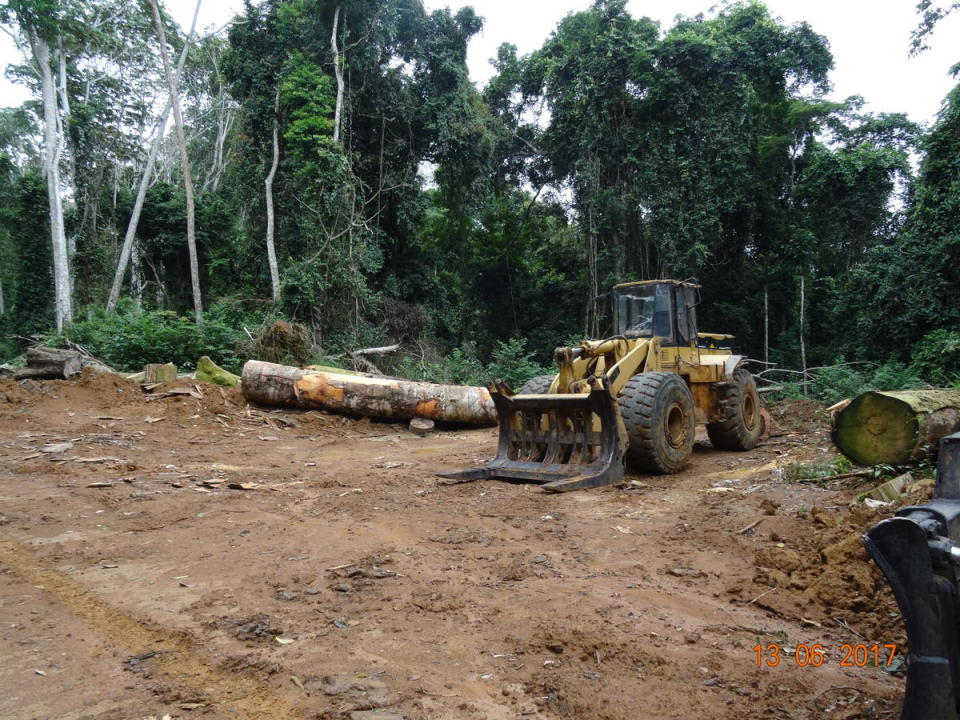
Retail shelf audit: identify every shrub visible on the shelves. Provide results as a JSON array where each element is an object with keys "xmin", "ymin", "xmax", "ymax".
[
  {"xmin": 485, "ymin": 337, "xmax": 551, "ymax": 389},
  {"xmin": 395, "ymin": 338, "xmax": 550, "ymax": 388},
  {"xmin": 911, "ymin": 329, "xmax": 960, "ymax": 386},
  {"xmin": 767, "ymin": 361, "xmax": 924, "ymax": 404},
  {"xmin": 46, "ymin": 308, "xmax": 242, "ymax": 372}
]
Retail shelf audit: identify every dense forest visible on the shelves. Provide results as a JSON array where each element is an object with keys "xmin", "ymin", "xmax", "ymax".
[{"xmin": 1, "ymin": 0, "xmax": 959, "ymax": 395}]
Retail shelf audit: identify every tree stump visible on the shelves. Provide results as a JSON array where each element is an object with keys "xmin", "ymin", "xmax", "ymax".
[
  {"xmin": 144, "ymin": 363, "xmax": 178, "ymax": 384},
  {"xmin": 409, "ymin": 417, "xmax": 435, "ymax": 436}
]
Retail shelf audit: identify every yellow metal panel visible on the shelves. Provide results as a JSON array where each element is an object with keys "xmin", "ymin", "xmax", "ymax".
[
  {"xmin": 689, "ymin": 381, "xmax": 722, "ymax": 423},
  {"xmin": 614, "ymin": 279, "xmax": 701, "ymax": 289}
]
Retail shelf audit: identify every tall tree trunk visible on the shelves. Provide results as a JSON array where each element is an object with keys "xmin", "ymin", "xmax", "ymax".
[
  {"xmin": 0, "ymin": 274, "xmax": 5, "ymax": 315},
  {"xmin": 148, "ymin": 0, "xmax": 203, "ymax": 323},
  {"xmin": 330, "ymin": 4, "xmax": 344, "ymax": 143},
  {"xmin": 799, "ymin": 275, "xmax": 807, "ymax": 397},
  {"xmin": 106, "ymin": 0, "xmax": 200, "ymax": 314},
  {"xmin": 764, "ymin": 283, "xmax": 769, "ymax": 366},
  {"xmin": 55, "ymin": 39, "xmax": 76, "ymax": 303},
  {"xmin": 264, "ymin": 86, "xmax": 281, "ymax": 302},
  {"xmin": 130, "ymin": 239, "xmax": 144, "ymax": 310},
  {"xmin": 29, "ymin": 29, "xmax": 72, "ymax": 331}
]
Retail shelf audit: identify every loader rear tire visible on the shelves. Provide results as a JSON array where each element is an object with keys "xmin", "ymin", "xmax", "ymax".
[
  {"xmin": 706, "ymin": 367, "xmax": 761, "ymax": 451},
  {"xmin": 517, "ymin": 375, "xmax": 555, "ymax": 394},
  {"xmin": 619, "ymin": 372, "xmax": 695, "ymax": 474}
]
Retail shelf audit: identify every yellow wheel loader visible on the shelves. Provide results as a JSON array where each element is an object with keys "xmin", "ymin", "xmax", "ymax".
[{"xmin": 438, "ymin": 280, "xmax": 761, "ymax": 492}]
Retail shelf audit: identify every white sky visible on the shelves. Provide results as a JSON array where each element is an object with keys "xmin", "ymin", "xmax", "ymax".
[{"xmin": 1, "ymin": 0, "xmax": 958, "ymax": 124}]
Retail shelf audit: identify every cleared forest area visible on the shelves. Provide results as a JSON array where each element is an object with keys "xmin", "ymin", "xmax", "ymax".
[{"xmin": 0, "ymin": 375, "xmax": 907, "ymax": 719}]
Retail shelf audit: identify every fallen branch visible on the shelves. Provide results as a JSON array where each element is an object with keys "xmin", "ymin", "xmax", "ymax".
[
  {"xmin": 329, "ymin": 344, "xmax": 400, "ymax": 359},
  {"xmin": 803, "ymin": 469, "xmax": 874, "ymax": 483},
  {"xmin": 350, "ymin": 354, "xmax": 383, "ymax": 375},
  {"xmin": 737, "ymin": 519, "xmax": 763, "ymax": 534}
]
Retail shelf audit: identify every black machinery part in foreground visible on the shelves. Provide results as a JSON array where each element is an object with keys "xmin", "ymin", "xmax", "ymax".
[
  {"xmin": 437, "ymin": 379, "xmax": 625, "ymax": 493},
  {"xmin": 863, "ymin": 432, "xmax": 960, "ymax": 720}
]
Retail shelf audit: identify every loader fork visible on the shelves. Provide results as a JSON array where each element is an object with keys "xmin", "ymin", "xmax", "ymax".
[{"xmin": 438, "ymin": 379, "xmax": 626, "ymax": 493}]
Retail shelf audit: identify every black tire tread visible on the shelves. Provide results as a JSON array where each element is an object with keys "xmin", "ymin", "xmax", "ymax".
[
  {"xmin": 706, "ymin": 367, "xmax": 761, "ymax": 451},
  {"xmin": 517, "ymin": 374, "xmax": 555, "ymax": 395},
  {"xmin": 618, "ymin": 371, "xmax": 695, "ymax": 474}
]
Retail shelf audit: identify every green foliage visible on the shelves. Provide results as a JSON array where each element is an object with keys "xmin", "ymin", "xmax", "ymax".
[
  {"xmin": 47, "ymin": 307, "xmax": 242, "ymax": 372},
  {"xmin": 911, "ymin": 329, "xmax": 960, "ymax": 385},
  {"xmin": 280, "ymin": 54, "xmax": 335, "ymax": 163},
  {"xmin": 485, "ymin": 338, "xmax": 552, "ymax": 389},
  {"xmin": 396, "ymin": 338, "xmax": 550, "ymax": 388},
  {"xmin": 4, "ymin": 171, "xmax": 53, "ymax": 337},
  {"xmin": 767, "ymin": 361, "xmax": 925, "ymax": 404},
  {"xmin": 782, "ymin": 455, "xmax": 854, "ymax": 484}
]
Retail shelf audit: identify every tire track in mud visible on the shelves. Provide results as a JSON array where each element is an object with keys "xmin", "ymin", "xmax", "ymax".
[{"xmin": 0, "ymin": 537, "xmax": 307, "ymax": 720}]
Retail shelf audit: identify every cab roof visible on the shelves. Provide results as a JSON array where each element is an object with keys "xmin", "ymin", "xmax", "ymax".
[{"xmin": 613, "ymin": 279, "xmax": 701, "ymax": 290}]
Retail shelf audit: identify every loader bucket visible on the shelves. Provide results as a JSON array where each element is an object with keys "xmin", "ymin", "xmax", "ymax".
[{"xmin": 438, "ymin": 381, "xmax": 626, "ymax": 492}]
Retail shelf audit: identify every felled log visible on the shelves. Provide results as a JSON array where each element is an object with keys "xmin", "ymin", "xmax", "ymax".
[
  {"xmin": 15, "ymin": 347, "xmax": 83, "ymax": 379},
  {"xmin": 241, "ymin": 360, "xmax": 496, "ymax": 425},
  {"xmin": 195, "ymin": 356, "xmax": 240, "ymax": 387},
  {"xmin": 61, "ymin": 339, "xmax": 116, "ymax": 374},
  {"xmin": 832, "ymin": 389, "xmax": 960, "ymax": 465}
]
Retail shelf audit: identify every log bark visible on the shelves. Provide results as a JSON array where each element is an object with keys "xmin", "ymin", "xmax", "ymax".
[
  {"xmin": 241, "ymin": 360, "xmax": 496, "ymax": 425},
  {"xmin": 16, "ymin": 347, "xmax": 83, "ymax": 379},
  {"xmin": 832, "ymin": 389, "xmax": 960, "ymax": 466},
  {"xmin": 195, "ymin": 356, "xmax": 240, "ymax": 387}
]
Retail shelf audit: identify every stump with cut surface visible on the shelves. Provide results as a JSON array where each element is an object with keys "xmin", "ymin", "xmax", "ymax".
[
  {"xmin": 144, "ymin": 363, "xmax": 178, "ymax": 384},
  {"xmin": 832, "ymin": 389, "xmax": 960, "ymax": 466},
  {"xmin": 409, "ymin": 417, "xmax": 435, "ymax": 436}
]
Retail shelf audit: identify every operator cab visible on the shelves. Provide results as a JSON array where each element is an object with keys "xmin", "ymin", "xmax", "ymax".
[{"xmin": 612, "ymin": 280, "xmax": 699, "ymax": 347}]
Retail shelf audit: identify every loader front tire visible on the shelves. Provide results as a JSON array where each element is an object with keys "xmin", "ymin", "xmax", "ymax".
[
  {"xmin": 707, "ymin": 367, "xmax": 761, "ymax": 451},
  {"xmin": 517, "ymin": 375, "xmax": 555, "ymax": 395},
  {"xmin": 619, "ymin": 372, "xmax": 695, "ymax": 474}
]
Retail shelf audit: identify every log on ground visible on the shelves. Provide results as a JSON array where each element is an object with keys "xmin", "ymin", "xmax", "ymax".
[
  {"xmin": 15, "ymin": 347, "xmax": 83, "ymax": 379},
  {"xmin": 832, "ymin": 389, "xmax": 960, "ymax": 465},
  {"xmin": 241, "ymin": 360, "xmax": 496, "ymax": 425}
]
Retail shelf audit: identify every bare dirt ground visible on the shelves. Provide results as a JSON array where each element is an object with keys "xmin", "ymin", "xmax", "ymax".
[{"xmin": 0, "ymin": 372, "xmax": 909, "ymax": 720}]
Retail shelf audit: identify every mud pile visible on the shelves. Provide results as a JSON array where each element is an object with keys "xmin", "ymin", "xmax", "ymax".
[
  {"xmin": 0, "ymin": 370, "xmax": 368, "ymax": 437},
  {"xmin": 752, "ymin": 505, "xmax": 905, "ymax": 642}
]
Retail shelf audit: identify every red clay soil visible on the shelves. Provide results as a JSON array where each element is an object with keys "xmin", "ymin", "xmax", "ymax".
[{"xmin": 0, "ymin": 377, "xmax": 905, "ymax": 719}]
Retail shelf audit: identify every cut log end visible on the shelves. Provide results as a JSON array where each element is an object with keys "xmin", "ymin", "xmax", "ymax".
[
  {"xmin": 833, "ymin": 389, "xmax": 960, "ymax": 466},
  {"xmin": 16, "ymin": 347, "xmax": 83, "ymax": 380}
]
